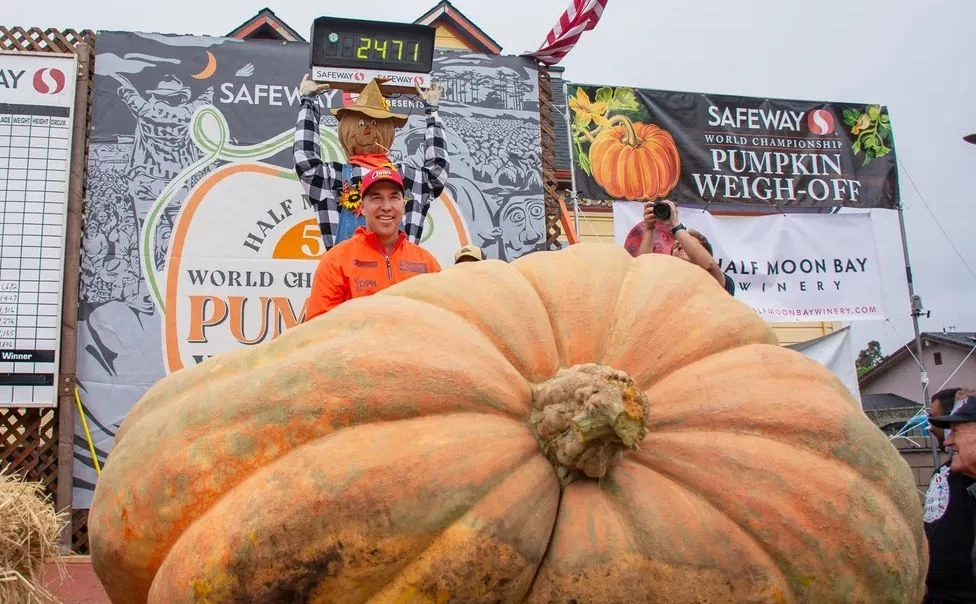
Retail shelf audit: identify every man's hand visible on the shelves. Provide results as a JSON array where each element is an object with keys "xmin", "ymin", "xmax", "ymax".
[
  {"xmin": 415, "ymin": 80, "xmax": 442, "ymax": 109},
  {"xmin": 300, "ymin": 74, "xmax": 330, "ymax": 98},
  {"xmin": 642, "ymin": 201, "xmax": 656, "ymax": 229}
]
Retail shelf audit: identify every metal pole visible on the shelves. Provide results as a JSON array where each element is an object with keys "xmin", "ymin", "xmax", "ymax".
[
  {"xmin": 561, "ymin": 81, "xmax": 580, "ymax": 236},
  {"xmin": 895, "ymin": 204, "xmax": 936, "ymax": 466}
]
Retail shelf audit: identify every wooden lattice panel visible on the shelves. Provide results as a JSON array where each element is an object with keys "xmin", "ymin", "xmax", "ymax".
[
  {"xmin": 0, "ymin": 26, "xmax": 95, "ymax": 53},
  {"xmin": 536, "ymin": 65, "xmax": 562, "ymax": 249},
  {"xmin": 0, "ymin": 408, "xmax": 58, "ymax": 494},
  {"xmin": 72, "ymin": 508, "xmax": 91, "ymax": 554},
  {"xmin": 1, "ymin": 26, "xmax": 97, "ymax": 553}
]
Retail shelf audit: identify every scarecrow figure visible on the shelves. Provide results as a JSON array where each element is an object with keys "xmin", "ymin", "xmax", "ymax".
[{"xmin": 294, "ymin": 75, "xmax": 449, "ymax": 250}]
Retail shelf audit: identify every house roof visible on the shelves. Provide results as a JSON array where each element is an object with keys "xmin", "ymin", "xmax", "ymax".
[
  {"xmin": 227, "ymin": 8, "xmax": 305, "ymax": 42},
  {"xmin": 858, "ymin": 331, "xmax": 976, "ymax": 388},
  {"xmin": 860, "ymin": 393, "xmax": 920, "ymax": 412},
  {"xmin": 550, "ymin": 67, "xmax": 572, "ymax": 182},
  {"xmin": 414, "ymin": 1, "xmax": 503, "ymax": 54}
]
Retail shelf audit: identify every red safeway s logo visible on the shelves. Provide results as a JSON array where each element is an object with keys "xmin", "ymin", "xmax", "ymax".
[
  {"xmin": 33, "ymin": 68, "xmax": 67, "ymax": 95},
  {"xmin": 353, "ymin": 71, "xmax": 365, "ymax": 82},
  {"xmin": 807, "ymin": 109, "xmax": 835, "ymax": 136}
]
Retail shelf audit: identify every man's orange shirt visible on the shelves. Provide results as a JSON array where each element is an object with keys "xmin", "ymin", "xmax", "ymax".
[{"xmin": 305, "ymin": 226, "xmax": 441, "ymax": 320}]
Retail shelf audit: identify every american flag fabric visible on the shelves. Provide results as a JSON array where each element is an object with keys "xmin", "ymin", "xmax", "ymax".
[{"xmin": 524, "ymin": 0, "xmax": 609, "ymax": 65}]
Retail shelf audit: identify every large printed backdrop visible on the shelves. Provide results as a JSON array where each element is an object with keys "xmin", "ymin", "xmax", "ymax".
[
  {"xmin": 568, "ymin": 84, "xmax": 899, "ymax": 210},
  {"xmin": 75, "ymin": 31, "xmax": 545, "ymax": 505}
]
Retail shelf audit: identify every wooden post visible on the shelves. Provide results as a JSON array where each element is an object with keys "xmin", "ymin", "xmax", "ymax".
[
  {"xmin": 57, "ymin": 42, "xmax": 91, "ymax": 550},
  {"xmin": 536, "ymin": 63, "xmax": 562, "ymax": 250}
]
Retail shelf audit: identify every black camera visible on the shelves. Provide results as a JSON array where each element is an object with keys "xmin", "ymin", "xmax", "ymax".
[{"xmin": 652, "ymin": 201, "xmax": 671, "ymax": 221}]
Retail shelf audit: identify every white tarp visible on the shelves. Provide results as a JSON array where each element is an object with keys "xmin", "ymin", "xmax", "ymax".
[{"xmin": 785, "ymin": 326, "xmax": 862, "ymax": 406}]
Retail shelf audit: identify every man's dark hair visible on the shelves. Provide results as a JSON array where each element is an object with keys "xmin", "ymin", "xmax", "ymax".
[
  {"xmin": 688, "ymin": 229, "xmax": 713, "ymax": 256},
  {"xmin": 932, "ymin": 387, "xmax": 962, "ymax": 413}
]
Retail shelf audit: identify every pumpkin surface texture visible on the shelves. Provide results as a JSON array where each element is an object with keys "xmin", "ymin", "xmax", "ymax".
[{"xmin": 88, "ymin": 243, "xmax": 926, "ymax": 603}]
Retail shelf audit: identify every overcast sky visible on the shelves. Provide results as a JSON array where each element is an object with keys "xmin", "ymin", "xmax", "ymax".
[{"xmin": 7, "ymin": 0, "xmax": 975, "ymax": 362}]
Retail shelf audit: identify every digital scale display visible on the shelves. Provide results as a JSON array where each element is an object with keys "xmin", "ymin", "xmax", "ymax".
[{"xmin": 309, "ymin": 16, "xmax": 436, "ymax": 92}]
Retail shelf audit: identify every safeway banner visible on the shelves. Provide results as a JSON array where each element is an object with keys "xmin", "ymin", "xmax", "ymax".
[
  {"xmin": 613, "ymin": 203, "xmax": 885, "ymax": 322},
  {"xmin": 75, "ymin": 31, "xmax": 545, "ymax": 506},
  {"xmin": 569, "ymin": 84, "xmax": 898, "ymax": 209}
]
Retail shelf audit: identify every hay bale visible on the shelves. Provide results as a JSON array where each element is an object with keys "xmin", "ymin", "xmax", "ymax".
[{"xmin": 0, "ymin": 466, "xmax": 67, "ymax": 604}]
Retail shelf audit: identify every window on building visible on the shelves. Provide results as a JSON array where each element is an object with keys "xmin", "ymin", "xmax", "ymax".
[{"xmin": 934, "ymin": 352, "xmax": 943, "ymax": 366}]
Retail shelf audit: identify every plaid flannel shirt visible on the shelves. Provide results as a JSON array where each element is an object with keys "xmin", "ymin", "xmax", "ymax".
[{"xmin": 293, "ymin": 96, "xmax": 450, "ymax": 250}]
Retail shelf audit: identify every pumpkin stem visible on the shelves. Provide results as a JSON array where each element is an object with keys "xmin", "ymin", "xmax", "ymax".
[
  {"xmin": 529, "ymin": 364, "xmax": 649, "ymax": 487},
  {"xmin": 608, "ymin": 115, "xmax": 640, "ymax": 147}
]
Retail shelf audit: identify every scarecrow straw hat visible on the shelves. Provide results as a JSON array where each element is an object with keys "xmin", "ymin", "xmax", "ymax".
[
  {"xmin": 332, "ymin": 77, "xmax": 408, "ymax": 128},
  {"xmin": 0, "ymin": 468, "xmax": 67, "ymax": 603}
]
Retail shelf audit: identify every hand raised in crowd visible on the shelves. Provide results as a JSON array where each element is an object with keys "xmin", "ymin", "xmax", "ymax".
[
  {"xmin": 300, "ymin": 74, "xmax": 330, "ymax": 98},
  {"xmin": 415, "ymin": 80, "xmax": 442, "ymax": 109}
]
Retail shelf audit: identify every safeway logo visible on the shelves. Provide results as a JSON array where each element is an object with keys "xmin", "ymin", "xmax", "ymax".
[
  {"xmin": 33, "ymin": 68, "xmax": 66, "ymax": 95},
  {"xmin": 807, "ymin": 109, "xmax": 835, "ymax": 136}
]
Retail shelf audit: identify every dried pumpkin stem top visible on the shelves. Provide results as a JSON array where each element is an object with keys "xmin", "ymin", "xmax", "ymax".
[{"xmin": 528, "ymin": 364, "xmax": 650, "ymax": 487}]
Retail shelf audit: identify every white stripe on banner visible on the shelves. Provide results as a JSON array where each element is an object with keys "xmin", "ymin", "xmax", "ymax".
[{"xmin": 612, "ymin": 202, "xmax": 886, "ymax": 322}]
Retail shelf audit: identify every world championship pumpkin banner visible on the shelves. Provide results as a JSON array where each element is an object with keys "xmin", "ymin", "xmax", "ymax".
[
  {"xmin": 74, "ymin": 31, "xmax": 546, "ymax": 506},
  {"xmin": 567, "ymin": 84, "xmax": 899, "ymax": 209}
]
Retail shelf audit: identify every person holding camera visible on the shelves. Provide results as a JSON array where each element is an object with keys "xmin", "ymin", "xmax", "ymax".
[{"xmin": 637, "ymin": 200, "xmax": 735, "ymax": 296}]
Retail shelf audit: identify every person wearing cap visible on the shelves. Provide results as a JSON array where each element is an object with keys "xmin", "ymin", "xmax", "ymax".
[
  {"xmin": 926, "ymin": 393, "xmax": 976, "ymax": 603},
  {"xmin": 304, "ymin": 166, "xmax": 441, "ymax": 321},
  {"xmin": 454, "ymin": 245, "xmax": 485, "ymax": 264},
  {"xmin": 294, "ymin": 75, "xmax": 450, "ymax": 251}
]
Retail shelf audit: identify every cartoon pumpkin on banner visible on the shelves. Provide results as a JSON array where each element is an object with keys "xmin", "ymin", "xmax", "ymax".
[{"xmin": 569, "ymin": 86, "xmax": 681, "ymax": 201}]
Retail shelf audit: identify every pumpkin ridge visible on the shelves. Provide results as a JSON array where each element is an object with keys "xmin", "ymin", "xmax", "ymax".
[
  {"xmin": 637, "ymin": 424, "xmax": 924, "ymax": 547},
  {"xmin": 377, "ymin": 260, "xmax": 559, "ymax": 383},
  {"xmin": 91, "ymin": 301, "xmax": 536, "ymax": 601},
  {"xmin": 149, "ymin": 413, "xmax": 543, "ymax": 602},
  {"xmin": 626, "ymin": 431, "xmax": 925, "ymax": 599},
  {"xmin": 608, "ymin": 458, "xmax": 795, "ymax": 599},
  {"xmin": 362, "ymin": 455, "xmax": 559, "ymax": 602},
  {"xmin": 600, "ymin": 257, "xmax": 775, "ymax": 390}
]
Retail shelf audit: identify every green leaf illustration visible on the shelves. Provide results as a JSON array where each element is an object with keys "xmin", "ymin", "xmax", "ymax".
[
  {"xmin": 864, "ymin": 134, "xmax": 878, "ymax": 149},
  {"xmin": 878, "ymin": 124, "xmax": 891, "ymax": 141},
  {"xmin": 880, "ymin": 114, "xmax": 891, "ymax": 125},
  {"xmin": 867, "ymin": 105, "xmax": 881, "ymax": 120},
  {"xmin": 595, "ymin": 87, "xmax": 614, "ymax": 107},
  {"xmin": 578, "ymin": 149, "xmax": 592, "ymax": 176},
  {"xmin": 842, "ymin": 109, "xmax": 860, "ymax": 126},
  {"xmin": 862, "ymin": 149, "xmax": 875, "ymax": 166},
  {"xmin": 852, "ymin": 138, "xmax": 862, "ymax": 155},
  {"xmin": 874, "ymin": 145, "xmax": 891, "ymax": 158},
  {"xmin": 609, "ymin": 87, "xmax": 640, "ymax": 113}
]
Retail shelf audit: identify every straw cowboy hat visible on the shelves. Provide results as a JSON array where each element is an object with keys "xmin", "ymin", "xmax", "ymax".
[{"xmin": 332, "ymin": 77, "xmax": 408, "ymax": 128}]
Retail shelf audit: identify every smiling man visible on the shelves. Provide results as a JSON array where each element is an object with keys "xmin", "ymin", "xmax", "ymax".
[{"xmin": 304, "ymin": 167, "xmax": 441, "ymax": 321}]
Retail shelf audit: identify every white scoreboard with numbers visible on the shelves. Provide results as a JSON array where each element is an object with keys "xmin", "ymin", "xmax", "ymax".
[{"xmin": 0, "ymin": 51, "xmax": 76, "ymax": 407}]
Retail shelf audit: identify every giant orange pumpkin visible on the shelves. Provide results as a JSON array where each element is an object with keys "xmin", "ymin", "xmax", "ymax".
[
  {"xmin": 89, "ymin": 243, "xmax": 926, "ymax": 603},
  {"xmin": 590, "ymin": 120, "xmax": 681, "ymax": 200}
]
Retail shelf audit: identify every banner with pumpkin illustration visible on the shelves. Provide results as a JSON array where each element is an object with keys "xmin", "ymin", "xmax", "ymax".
[
  {"xmin": 567, "ymin": 84, "xmax": 898, "ymax": 210},
  {"xmin": 73, "ymin": 31, "xmax": 546, "ymax": 507}
]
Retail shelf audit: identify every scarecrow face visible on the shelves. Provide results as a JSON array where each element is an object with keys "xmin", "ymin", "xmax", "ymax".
[{"xmin": 338, "ymin": 114, "xmax": 396, "ymax": 156}]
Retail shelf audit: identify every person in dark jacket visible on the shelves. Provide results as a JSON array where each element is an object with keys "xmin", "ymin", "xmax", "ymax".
[{"xmin": 925, "ymin": 390, "xmax": 976, "ymax": 603}]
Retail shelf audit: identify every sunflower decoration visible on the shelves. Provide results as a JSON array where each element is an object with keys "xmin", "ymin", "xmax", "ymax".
[{"xmin": 338, "ymin": 182, "xmax": 363, "ymax": 215}]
